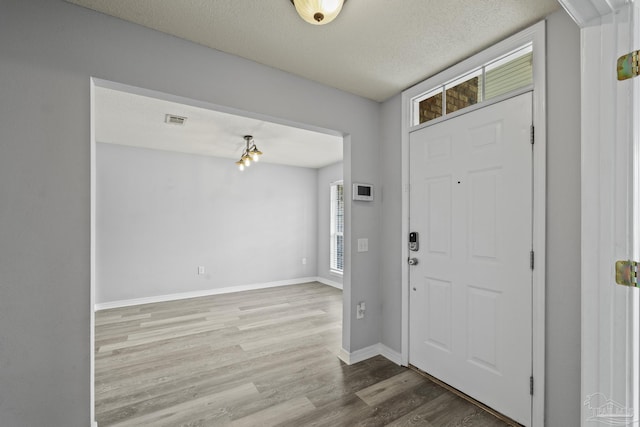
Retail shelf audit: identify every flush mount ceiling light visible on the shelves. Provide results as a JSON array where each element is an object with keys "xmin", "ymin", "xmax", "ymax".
[
  {"xmin": 235, "ymin": 135, "xmax": 263, "ymax": 171},
  {"xmin": 290, "ymin": 0, "xmax": 346, "ymax": 25}
]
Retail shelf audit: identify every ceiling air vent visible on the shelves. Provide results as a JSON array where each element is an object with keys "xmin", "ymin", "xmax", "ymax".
[{"xmin": 165, "ymin": 114, "xmax": 187, "ymax": 125}]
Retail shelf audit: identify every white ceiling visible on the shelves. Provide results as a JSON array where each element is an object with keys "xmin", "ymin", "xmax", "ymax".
[
  {"xmin": 68, "ymin": 0, "xmax": 560, "ymax": 102},
  {"xmin": 95, "ymin": 86, "xmax": 343, "ymax": 169}
]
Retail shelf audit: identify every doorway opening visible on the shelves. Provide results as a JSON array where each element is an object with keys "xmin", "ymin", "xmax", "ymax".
[{"xmin": 89, "ymin": 78, "xmax": 348, "ymax": 424}]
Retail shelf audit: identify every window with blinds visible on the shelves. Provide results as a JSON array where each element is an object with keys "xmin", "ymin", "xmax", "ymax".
[
  {"xmin": 413, "ymin": 44, "xmax": 533, "ymax": 126},
  {"xmin": 330, "ymin": 182, "xmax": 344, "ymax": 274}
]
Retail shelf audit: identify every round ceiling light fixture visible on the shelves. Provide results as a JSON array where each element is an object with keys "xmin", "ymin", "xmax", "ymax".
[{"xmin": 290, "ymin": 0, "xmax": 346, "ymax": 25}]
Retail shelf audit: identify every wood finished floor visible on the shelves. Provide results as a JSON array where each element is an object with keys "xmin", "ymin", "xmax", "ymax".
[{"xmin": 95, "ymin": 282, "xmax": 513, "ymax": 426}]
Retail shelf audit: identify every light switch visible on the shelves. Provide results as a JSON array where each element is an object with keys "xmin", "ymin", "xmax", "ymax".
[{"xmin": 357, "ymin": 238, "xmax": 368, "ymax": 252}]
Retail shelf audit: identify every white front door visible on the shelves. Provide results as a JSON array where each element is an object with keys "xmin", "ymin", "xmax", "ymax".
[{"xmin": 409, "ymin": 92, "xmax": 533, "ymax": 425}]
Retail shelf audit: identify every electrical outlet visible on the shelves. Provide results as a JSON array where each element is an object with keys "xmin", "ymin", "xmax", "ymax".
[
  {"xmin": 356, "ymin": 301, "xmax": 365, "ymax": 319},
  {"xmin": 357, "ymin": 238, "xmax": 368, "ymax": 252},
  {"xmin": 198, "ymin": 266, "xmax": 205, "ymax": 275}
]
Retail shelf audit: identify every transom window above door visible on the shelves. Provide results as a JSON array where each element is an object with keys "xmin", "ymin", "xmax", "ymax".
[{"xmin": 412, "ymin": 44, "xmax": 533, "ymax": 126}]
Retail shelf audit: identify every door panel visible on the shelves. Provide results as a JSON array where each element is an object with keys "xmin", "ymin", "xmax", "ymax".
[
  {"xmin": 409, "ymin": 92, "xmax": 533, "ymax": 425},
  {"xmin": 425, "ymin": 176, "xmax": 452, "ymax": 255},
  {"xmin": 469, "ymin": 168, "xmax": 501, "ymax": 260},
  {"xmin": 425, "ymin": 277, "xmax": 453, "ymax": 352}
]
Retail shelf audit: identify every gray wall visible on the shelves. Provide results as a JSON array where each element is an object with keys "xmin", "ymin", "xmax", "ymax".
[
  {"xmin": 0, "ymin": 0, "xmax": 581, "ymax": 425},
  {"xmin": 97, "ymin": 143, "xmax": 318, "ymax": 304},
  {"xmin": 545, "ymin": 9, "xmax": 581, "ymax": 427},
  {"xmin": 0, "ymin": 0, "xmax": 381, "ymax": 425},
  {"xmin": 377, "ymin": 8, "xmax": 582, "ymax": 427},
  {"xmin": 317, "ymin": 162, "xmax": 344, "ymax": 286},
  {"xmin": 379, "ymin": 94, "xmax": 403, "ymax": 351}
]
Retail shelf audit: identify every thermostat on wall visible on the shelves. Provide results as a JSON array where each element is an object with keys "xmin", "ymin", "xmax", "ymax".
[{"xmin": 353, "ymin": 183, "xmax": 374, "ymax": 201}]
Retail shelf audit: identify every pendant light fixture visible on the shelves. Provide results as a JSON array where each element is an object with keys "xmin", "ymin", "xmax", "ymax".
[
  {"xmin": 290, "ymin": 0, "xmax": 346, "ymax": 25},
  {"xmin": 235, "ymin": 135, "xmax": 262, "ymax": 171}
]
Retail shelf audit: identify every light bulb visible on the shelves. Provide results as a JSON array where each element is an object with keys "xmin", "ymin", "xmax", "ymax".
[
  {"xmin": 252, "ymin": 152, "xmax": 259, "ymax": 162},
  {"xmin": 238, "ymin": 163, "xmax": 245, "ymax": 171},
  {"xmin": 322, "ymin": 0, "xmax": 341, "ymax": 13},
  {"xmin": 243, "ymin": 157, "xmax": 251, "ymax": 167}
]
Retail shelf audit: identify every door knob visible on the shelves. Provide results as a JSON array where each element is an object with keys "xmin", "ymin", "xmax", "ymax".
[{"xmin": 408, "ymin": 258, "xmax": 419, "ymax": 266}]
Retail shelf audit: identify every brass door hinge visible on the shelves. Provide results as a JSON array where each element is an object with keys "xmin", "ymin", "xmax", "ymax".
[
  {"xmin": 615, "ymin": 260, "xmax": 640, "ymax": 288},
  {"xmin": 617, "ymin": 50, "xmax": 639, "ymax": 81}
]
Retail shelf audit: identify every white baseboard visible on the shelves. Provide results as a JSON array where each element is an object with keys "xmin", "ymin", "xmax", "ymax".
[
  {"xmin": 95, "ymin": 277, "xmax": 320, "ymax": 311},
  {"xmin": 315, "ymin": 276, "xmax": 343, "ymax": 290},
  {"xmin": 338, "ymin": 343, "xmax": 402, "ymax": 366},
  {"xmin": 378, "ymin": 343, "xmax": 403, "ymax": 365}
]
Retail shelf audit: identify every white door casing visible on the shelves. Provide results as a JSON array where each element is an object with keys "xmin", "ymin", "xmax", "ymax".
[
  {"xmin": 409, "ymin": 92, "xmax": 533, "ymax": 425},
  {"xmin": 566, "ymin": 1, "xmax": 640, "ymax": 424}
]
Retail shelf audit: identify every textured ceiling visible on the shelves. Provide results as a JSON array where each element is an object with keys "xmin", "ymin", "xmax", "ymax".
[
  {"xmin": 67, "ymin": 0, "xmax": 560, "ymax": 102},
  {"xmin": 95, "ymin": 86, "xmax": 343, "ymax": 169}
]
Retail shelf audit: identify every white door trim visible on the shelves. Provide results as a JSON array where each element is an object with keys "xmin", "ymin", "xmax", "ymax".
[
  {"xmin": 558, "ymin": 0, "xmax": 628, "ymax": 28},
  {"xmin": 574, "ymin": 2, "xmax": 640, "ymax": 424},
  {"xmin": 400, "ymin": 21, "xmax": 546, "ymax": 426},
  {"xmin": 89, "ymin": 78, "xmax": 97, "ymax": 427}
]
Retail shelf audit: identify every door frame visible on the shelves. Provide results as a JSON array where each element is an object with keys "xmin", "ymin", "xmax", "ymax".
[
  {"xmin": 400, "ymin": 21, "xmax": 547, "ymax": 426},
  {"xmin": 560, "ymin": 0, "xmax": 640, "ymax": 423}
]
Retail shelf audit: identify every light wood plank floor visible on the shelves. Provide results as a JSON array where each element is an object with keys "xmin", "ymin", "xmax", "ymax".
[{"xmin": 95, "ymin": 282, "xmax": 513, "ymax": 426}]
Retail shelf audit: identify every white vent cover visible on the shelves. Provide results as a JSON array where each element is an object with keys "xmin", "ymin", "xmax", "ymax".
[{"xmin": 165, "ymin": 114, "xmax": 187, "ymax": 125}]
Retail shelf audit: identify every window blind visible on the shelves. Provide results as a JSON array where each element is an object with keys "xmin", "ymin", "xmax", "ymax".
[{"xmin": 330, "ymin": 182, "xmax": 344, "ymax": 273}]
